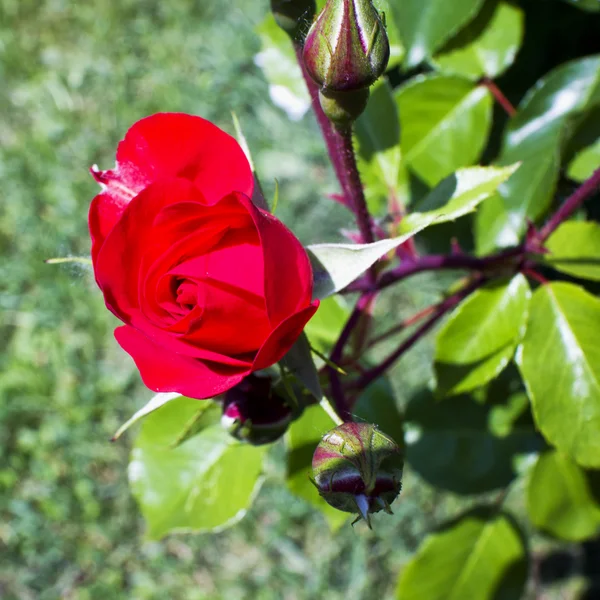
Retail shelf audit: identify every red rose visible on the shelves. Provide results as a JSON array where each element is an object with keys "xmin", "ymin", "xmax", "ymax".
[{"xmin": 89, "ymin": 113, "xmax": 318, "ymax": 399}]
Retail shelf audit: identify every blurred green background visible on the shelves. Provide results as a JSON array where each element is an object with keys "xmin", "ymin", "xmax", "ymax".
[{"xmin": 1, "ymin": 1, "xmax": 598, "ymax": 599}]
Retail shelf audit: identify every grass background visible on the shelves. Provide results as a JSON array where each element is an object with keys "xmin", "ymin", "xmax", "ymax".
[{"xmin": 0, "ymin": 1, "xmax": 595, "ymax": 599}]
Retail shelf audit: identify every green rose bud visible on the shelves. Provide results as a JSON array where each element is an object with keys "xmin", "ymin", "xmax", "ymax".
[
  {"xmin": 271, "ymin": 0, "xmax": 316, "ymax": 40},
  {"xmin": 303, "ymin": 0, "xmax": 389, "ymax": 92},
  {"xmin": 311, "ymin": 422, "xmax": 403, "ymax": 527}
]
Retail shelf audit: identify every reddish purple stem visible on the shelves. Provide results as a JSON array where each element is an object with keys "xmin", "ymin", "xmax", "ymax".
[{"xmin": 354, "ymin": 278, "xmax": 485, "ymax": 390}]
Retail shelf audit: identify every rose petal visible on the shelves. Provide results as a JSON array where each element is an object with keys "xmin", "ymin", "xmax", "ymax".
[
  {"xmin": 115, "ymin": 325, "xmax": 249, "ymax": 399},
  {"xmin": 236, "ymin": 195, "xmax": 314, "ymax": 327},
  {"xmin": 253, "ymin": 301, "xmax": 319, "ymax": 371},
  {"xmin": 89, "ymin": 113, "xmax": 253, "ymax": 258}
]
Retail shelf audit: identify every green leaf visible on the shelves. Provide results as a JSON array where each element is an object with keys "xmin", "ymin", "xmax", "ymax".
[
  {"xmin": 308, "ymin": 165, "xmax": 516, "ymax": 299},
  {"xmin": 560, "ymin": 0, "xmax": 600, "ymax": 12},
  {"xmin": 545, "ymin": 221, "xmax": 600, "ymax": 281},
  {"xmin": 476, "ymin": 55, "xmax": 600, "ymax": 253},
  {"xmin": 517, "ymin": 282, "xmax": 600, "ymax": 467},
  {"xmin": 434, "ymin": 275, "xmax": 530, "ymax": 396},
  {"xmin": 567, "ymin": 138, "xmax": 600, "ymax": 182},
  {"xmin": 304, "ymin": 295, "xmax": 350, "ymax": 354},
  {"xmin": 396, "ymin": 75, "xmax": 493, "ymax": 186},
  {"xmin": 129, "ymin": 396, "xmax": 266, "ymax": 539},
  {"xmin": 396, "ymin": 509, "xmax": 528, "ymax": 600},
  {"xmin": 280, "ymin": 332, "xmax": 323, "ymax": 401},
  {"xmin": 355, "ymin": 80, "xmax": 409, "ymax": 214},
  {"xmin": 112, "ymin": 392, "xmax": 182, "ymax": 441},
  {"xmin": 527, "ymin": 450, "xmax": 600, "ymax": 542},
  {"xmin": 353, "ymin": 376, "xmax": 404, "ymax": 443},
  {"xmin": 405, "ymin": 164, "xmax": 520, "ymax": 231},
  {"xmin": 307, "ymin": 226, "xmax": 432, "ymax": 299},
  {"xmin": 285, "ymin": 404, "xmax": 348, "ymax": 530},
  {"xmin": 388, "ymin": 0, "xmax": 486, "ymax": 67},
  {"xmin": 435, "ymin": 344, "xmax": 517, "ymax": 398},
  {"xmin": 255, "ymin": 15, "xmax": 310, "ymax": 121},
  {"xmin": 374, "ymin": 0, "xmax": 406, "ymax": 68},
  {"xmin": 405, "ymin": 390, "xmax": 542, "ymax": 494},
  {"xmin": 431, "ymin": 0, "xmax": 524, "ymax": 80}
]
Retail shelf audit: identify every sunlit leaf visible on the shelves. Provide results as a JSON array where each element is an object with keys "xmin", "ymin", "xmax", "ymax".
[
  {"xmin": 130, "ymin": 396, "xmax": 266, "ymax": 539},
  {"xmin": 476, "ymin": 55, "xmax": 600, "ymax": 252},
  {"xmin": 567, "ymin": 138, "xmax": 600, "ymax": 182},
  {"xmin": 396, "ymin": 509, "xmax": 528, "ymax": 599},
  {"xmin": 517, "ymin": 282, "xmax": 600, "ymax": 467},
  {"xmin": 355, "ymin": 80, "xmax": 409, "ymax": 214},
  {"xmin": 527, "ymin": 450, "xmax": 600, "ymax": 542},
  {"xmin": 432, "ymin": 0, "xmax": 524, "ymax": 80},
  {"xmin": 285, "ymin": 404, "xmax": 348, "ymax": 530},
  {"xmin": 308, "ymin": 165, "xmax": 517, "ymax": 299},
  {"xmin": 396, "ymin": 74, "xmax": 493, "ymax": 186},
  {"xmin": 434, "ymin": 275, "xmax": 530, "ymax": 396},
  {"xmin": 387, "ymin": 0, "xmax": 486, "ymax": 67},
  {"xmin": 112, "ymin": 392, "xmax": 182, "ymax": 440},
  {"xmin": 545, "ymin": 221, "xmax": 600, "ymax": 281}
]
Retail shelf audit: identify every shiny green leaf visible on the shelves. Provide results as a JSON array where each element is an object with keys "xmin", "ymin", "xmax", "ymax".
[
  {"xmin": 432, "ymin": 0, "xmax": 524, "ymax": 80},
  {"xmin": 355, "ymin": 80, "xmax": 410, "ymax": 214},
  {"xmin": 130, "ymin": 397, "xmax": 266, "ymax": 539},
  {"xmin": 436, "ymin": 275, "xmax": 530, "ymax": 363},
  {"xmin": 527, "ymin": 450, "xmax": 600, "ymax": 542},
  {"xmin": 545, "ymin": 221, "xmax": 600, "ymax": 281},
  {"xmin": 308, "ymin": 164, "xmax": 517, "ymax": 299},
  {"xmin": 396, "ymin": 509, "xmax": 528, "ymax": 600},
  {"xmin": 112, "ymin": 392, "xmax": 182, "ymax": 440},
  {"xmin": 388, "ymin": 0, "xmax": 485, "ymax": 67},
  {"xmin": 476, "ymin": 55, "xmax": 600, "ymax": 252},
  {"xmin": 405, "ymin": 390, "xmax": 542, "ymax": 494},
  {"xmin": 255, "ymin": 15, "xmax": 310, "ymax": 121},
  {"xmin": 517, "ymin": 282, "xmax": 600, "ymax": 467},
  {"xmin": 285, "ymin": 404, "xmax": 348, "ymax": 530},
  {"xmin": 567, "ymin": 138, "xmax": 600, "ymax": 182},
  {"xmin": 434, "ymin": 275, "xmax": 530, "ymax": 396},
  {"xmin": 396, "ymin": 75, "xmax": 493, "ymax": 186},
  {"xmin": 404, "ymin": 164, "xmax": 520, "ymax": 231}
]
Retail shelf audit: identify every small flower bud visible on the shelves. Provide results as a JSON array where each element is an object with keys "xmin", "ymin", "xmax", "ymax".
[
  {"xmin": 303, "ymin": 0, "xmax": 390, "ymax": 92},
  {"xmin": 221, "ymin": 374, "xmax": 294, "ymax": 446},
  {"xmin": 271, "ymin": 0, "xmax": 316, "ymax": 39},
  {"xmin": 312, "ymin": 422, "xmax": 403, "ymax": 527}
]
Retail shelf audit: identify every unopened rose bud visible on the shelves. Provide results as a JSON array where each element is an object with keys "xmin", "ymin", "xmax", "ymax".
[
  {"xmin": 221, "ymin": 374, "xmax": 294, "ymax": 446},
  {"xmin": 303, "ymin": 0, "xmax": 389, "ymax": 92},
  {"xmin": 271, "ymin": 0, "xmax": 316, "ymax": 39},
  {"xmin": 312, "ymin": 422, "xmax": 403, "ymax": 527}
]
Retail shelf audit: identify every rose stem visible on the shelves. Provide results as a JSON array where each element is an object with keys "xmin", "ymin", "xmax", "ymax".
[
  {"xmin": 537, "ymin": 165, "xmax": 600, "ymax": 242},
  {"xmin": 328, "ymin": 292, "xmax": 375, "ymax": 420},
  {"xmin": 354, "ymin": 278, "xmax": 485, "ymax": 389},
  {"xmin": 294, "ymin": 44, "xmax": 349, "ymax": 200},
  {"xmin": 481, "ymin": 78, "xmax": 516, "ymax": 117}
]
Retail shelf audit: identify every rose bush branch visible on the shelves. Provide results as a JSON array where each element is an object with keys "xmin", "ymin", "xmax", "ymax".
[
  {"xmin": 353, "ymin": 277, "xmax": 486, "ymax": 391},
  {"xmin": 537, "ymin": 165, "xmax": 600, "ymax": 242},
  {"xmin": 327, "ymin": 292, "xmax": 375, "ymax": 420}
]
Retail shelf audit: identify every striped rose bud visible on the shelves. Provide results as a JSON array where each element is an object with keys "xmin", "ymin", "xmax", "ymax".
[
  {"xmin": 311, "ymin": 422, "xmax": 403, "ymax": 527},
  {"xmin": 303, "ymin": 0, "xmax": 389, "ymax": 92}
]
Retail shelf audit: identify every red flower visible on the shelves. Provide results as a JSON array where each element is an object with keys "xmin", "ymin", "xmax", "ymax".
[{"xmin": 89, "ymin": 113, "xmax": 318, "ymax": 399}]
